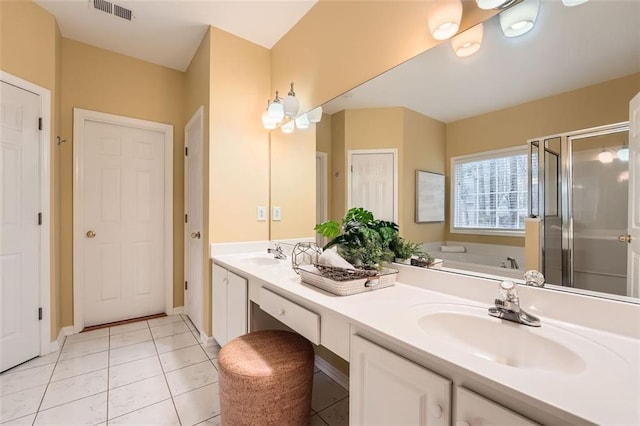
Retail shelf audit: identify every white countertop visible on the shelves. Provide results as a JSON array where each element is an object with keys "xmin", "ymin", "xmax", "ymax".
[{"xmin": 212, "ymin": 251, "xmax": 640, "ymax": 425}]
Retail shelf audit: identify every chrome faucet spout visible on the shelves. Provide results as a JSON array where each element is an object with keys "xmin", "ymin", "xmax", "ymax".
[
  {"xmin": 507, "ymin": 256, "xmax": 519, "ymax": 269},
  {"xmin": 267, "ymin": 242, "xmax": 287, "ymax": 260}
]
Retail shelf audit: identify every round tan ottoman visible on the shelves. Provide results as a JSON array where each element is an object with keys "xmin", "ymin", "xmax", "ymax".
[{"xmin": 218, "ymin": 330, "xmax": 315, "ymax": 426}]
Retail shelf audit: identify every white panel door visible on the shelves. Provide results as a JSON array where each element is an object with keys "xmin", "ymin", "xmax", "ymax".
[
  {"xmin": 82, "ymin": 120, "xmax": 165, "ymax": 326},
  {"xmin": 184, "ymin": 108, "xmax": 203, "ymax": 333},
  {"xmin": 350, "ymin": 152, "xmax": 396, "ymax": 222},
  {"xmin": 628, "ymin": 91, "xmax": 640, "ymax": 297},
  {"xmin": 0, "ymin": 81, "xmax": 41, "ymax": 371},
  {"xmin": 350, "ymin": 334, "xmax": 451, "ymax": 426}
]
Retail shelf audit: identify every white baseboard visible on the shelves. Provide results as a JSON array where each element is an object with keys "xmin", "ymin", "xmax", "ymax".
[
  {"xmin": 50, "ymin": 326, "xmax": 73, "ymax": 353},
  {"xmin": 200, "ymin": 331, "xmax": 215, "ymax": 347},
  {"xmin": 171, "ymin": 306, "xmax": 184, "ymax": 315},
  {"xmin": 314, "ymin": 354, "xmax": 349, "ymax": 390}
]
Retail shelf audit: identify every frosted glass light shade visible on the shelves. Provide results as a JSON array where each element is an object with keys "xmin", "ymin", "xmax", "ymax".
[
  {"xmin": 561, "ymin": 0, "xmax": 588, "ymax": 6},
  {"xmin": 268, "ymin": 101, "xmax": 284, "ymax": 123},
  {"xmin": 428, "ymin": 0, "xmax": 463, "ymax": 40},
  {"xmin": 281, "ymin": 120, "xmax": 295, "ymax": 134},
  {"xmin": 261, "ymin": 110, "xmax": 276, "ymax": 130},
  {"xmin": 617, "ymin": 148, "xmax": 629, "ymax": 162},
  {"xmin": 598, "ymin": 150, "xmax": 613, "ymax": 163},
  {"xmin": 307, "ymin": 106, "xmax": 323, "ymax": 123},
  {"xmin": 283, "ymin": 96, "xmax": 299, "ymax": 118},
  {"xmin": 452, "ymin": 23, "xmax": 483, "ymax": 57},
  {"xmin": 476, "ymin": 0, "xmax": 509, "ymax": 9},
  {"xmin": 295, "ymin": 114, "xmax": 310, "ymax": 129},
  {"xmin": 499, "ymin": 0, "xmax": 540, "ymax": 37}
]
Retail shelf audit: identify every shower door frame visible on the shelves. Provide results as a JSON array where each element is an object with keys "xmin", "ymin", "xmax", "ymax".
[{"xmin": 528, "ymin": 121, "xmax": 629, "ymax": 289}]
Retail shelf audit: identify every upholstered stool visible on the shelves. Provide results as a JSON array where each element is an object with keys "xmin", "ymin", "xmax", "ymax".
[{"xmin": 218, "ymin": 330, "xmax": 315, "ymax": 426}]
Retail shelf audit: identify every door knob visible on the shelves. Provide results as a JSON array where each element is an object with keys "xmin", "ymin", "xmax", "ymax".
[
  {"xmin": 618, "ymin": 234, "xmax": 632, "ymax": 243},
  {"xmin": 86, "ymin": 230, "xmax": 96, "ymax": 238},
  {"xmin": 191, "ymin": 232, "xmax": 201, "ymax": 239}
]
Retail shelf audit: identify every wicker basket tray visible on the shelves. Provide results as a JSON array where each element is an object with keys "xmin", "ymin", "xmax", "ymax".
[{"xmin": 298, "ymin": 264, "xmax": 398, "ymax": 296}]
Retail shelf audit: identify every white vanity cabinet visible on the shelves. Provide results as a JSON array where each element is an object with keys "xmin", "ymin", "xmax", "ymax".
[
  {"xmin": 455, "ymin": 387, "xmax": 539, "ymax": 426},
  {"xmin": 212, "ymin": 263, "xmax": 247, "ymax": 347},
  {"xmin": 350, "ymin": 334, "xmax": 452, "ymax": 426}
]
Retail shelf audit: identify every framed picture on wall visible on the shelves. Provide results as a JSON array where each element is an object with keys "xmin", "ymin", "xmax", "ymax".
[{"xmin": 416, "ymin": 170, "xmax": 445, "ymax": 223}]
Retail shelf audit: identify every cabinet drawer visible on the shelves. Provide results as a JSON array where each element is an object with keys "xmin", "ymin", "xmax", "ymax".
[
  {"xmin": 259, "ymin": 287, "xmax": 320, "ymax": 345},
  {"xmin": 456, "ymin": 387, "xmax": 539, "ymax": 426}
]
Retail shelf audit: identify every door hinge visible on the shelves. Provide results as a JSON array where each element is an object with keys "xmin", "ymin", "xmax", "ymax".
[
  {"xmin": 38, "ymin": 212, "xmax": 42, "ymax": 225},
  {"xmin": 38, "ymin": 117, "xmax": 43, "ymax": 131},
  {"xmin": 185, "ymin": 147, "xmax": 188, "ymax": 156},
  {"xmin": 38, "ymin": 307, "xmax": 43, "ymax": 320},
  {"xmin": 185, "ymin": 281, "xmax": 188, "ymax": 290},
  {"xmin": 350, "ymin": 165, "xmax": 353, "ymax": 172},
  {"xmin": 185, "ymin": 214, "xmax": 188, "ymax": 223}
]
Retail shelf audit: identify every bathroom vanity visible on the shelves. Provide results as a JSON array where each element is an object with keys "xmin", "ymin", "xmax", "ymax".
[{"xmin": 211, "ymin": 246, "xmax": 640, "ymax": 425}]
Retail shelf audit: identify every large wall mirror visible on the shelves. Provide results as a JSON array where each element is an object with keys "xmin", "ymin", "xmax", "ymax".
[{"xmin": 270, "ymin": 0, "xmax": 640, "ymax": 302}]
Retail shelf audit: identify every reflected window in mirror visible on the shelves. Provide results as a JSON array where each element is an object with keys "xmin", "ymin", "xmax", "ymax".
[{"xmin": 451, "ymin": 147, "xmax": 528, "ymax": 236}]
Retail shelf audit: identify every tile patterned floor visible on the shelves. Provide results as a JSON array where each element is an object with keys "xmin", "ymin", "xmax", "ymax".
[{"xmin": 0, "ymin": 315, "xmax": 349, "ymax": 425}]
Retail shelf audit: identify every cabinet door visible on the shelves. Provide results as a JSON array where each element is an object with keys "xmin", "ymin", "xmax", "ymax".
[
  {"xmin": 226, "ymin": 270, "xmax": 248, "ymax": 342},
  {"xmin": 351, "ymin": 334, "xmax": 451, "ymax": 426},
  {"xmin": 212, "ymin": 264, "xmax": 228, "ymax": 346},
  {"xmin": 455, "ymin": 387, "xmax": 539, "ymax": 426}
]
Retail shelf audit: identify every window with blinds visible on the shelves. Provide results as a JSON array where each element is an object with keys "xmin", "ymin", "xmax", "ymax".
[{"xmin": 452, "ymin": 148, "xmax": 528, "ymax": 233}]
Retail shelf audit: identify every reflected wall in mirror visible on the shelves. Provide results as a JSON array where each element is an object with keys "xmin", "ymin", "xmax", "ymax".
[{"xmin": 269, "ymin": 0, "xmax": 640, "ymax": 301}]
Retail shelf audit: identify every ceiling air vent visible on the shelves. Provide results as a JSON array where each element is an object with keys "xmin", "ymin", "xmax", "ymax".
[{"xmin": 92, "ymin": 0, "xmax": 133, "ymax": 21}]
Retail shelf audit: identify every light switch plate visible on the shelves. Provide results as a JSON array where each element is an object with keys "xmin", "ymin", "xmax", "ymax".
[
  {"xmin": 272, "ymin": 206, "xmax": 282, "ymax": 221},
  {"xmin": 257, "ymin": 206, "xmax": 267, "ymax": 221}
]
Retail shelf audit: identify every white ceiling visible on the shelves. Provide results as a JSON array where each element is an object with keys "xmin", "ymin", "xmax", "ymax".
[
  {"xmin": 323, "ymin": 0, "xmax": 640, "ymax": 123},
  {"xmin": 35, "ymin": 0, "xmax": 318, "ymax": 71}
]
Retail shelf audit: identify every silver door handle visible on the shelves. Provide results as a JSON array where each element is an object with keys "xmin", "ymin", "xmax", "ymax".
[{"xmin": 191, "ymin": 232, "xmax": 201, "ymax": 239}]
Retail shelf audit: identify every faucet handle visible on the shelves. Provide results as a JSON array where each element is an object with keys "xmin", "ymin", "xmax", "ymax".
[
  {"xmin": 498, "ymin": 280, "xmax": 518, "ymax": 302},
  {"xmin": 523, "ymin": 270, "xmax": 545, "ymax": 287}
]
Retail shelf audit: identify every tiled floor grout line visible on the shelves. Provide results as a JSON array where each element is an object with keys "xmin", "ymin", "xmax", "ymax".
[
  {"xmin": 105, "ymin": 324, "xmax": 115, "ymax": 425},
  {"xmin": 154, "ymin": 317, "xmax": 186, "ymax": 426},
  {"xmin": 315, "ymin": 394, "xmax": 349, "ymax": 424},
  {"xmin": 30, "ymin": 334, "xmax": 66, "ymax": 425}
]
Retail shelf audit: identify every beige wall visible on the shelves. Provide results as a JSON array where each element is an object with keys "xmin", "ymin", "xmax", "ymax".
[
  {"xmin": 184, "ymin": 29, "xmax": 212, "ymax": 334},
  {"xmin": 270, "ymin": 128, "xmax": 316, "ymax": 239},
  {"xmin": 60, "ymin": 39, "xmax": 186, "ymax": 325},
  {"xmin": 271, "ymin": 1, "xmax": 495, "ymax": 114},
  {"xmin": 0, "ymin": 0, "xmax": 62, "ymax": 340},
  {"xmin": 330, "ymin": 111, "xmax": 346, "ymax": 222},
  {"xmin": 445, "ymin": 73, "xmax": 640, "ymax": 247},
  {"xmin": 402, "ymin": 108, "xmax": 446, "ymax": 244}
]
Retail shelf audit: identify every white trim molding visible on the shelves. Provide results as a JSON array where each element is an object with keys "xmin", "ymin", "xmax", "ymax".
[
  {"xmin": 347, "ymin": 148, "xmax": 399, "ymax": 223},
  {"xmin": 0, "ymin": 71, "xmax": 52, "ymax": 355},
  {"xmin": 51, "ymin": 326, "xmax": 74, "ymax": 353},
  {"xmin": 314, "ymin": 354, "xmax": 349, "ymax": 390},
  {"xmin": 72, "ymin": 108, "xmax": 174, "ymax": 332}
]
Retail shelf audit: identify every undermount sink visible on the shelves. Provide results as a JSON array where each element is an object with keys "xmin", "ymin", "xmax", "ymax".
[
  {"xmin": 244, "ymin": 256, "xmax": 282, "ymax": 266},
  {"xmin": 415, "ymin": 304, "xmax": 592, "ymax": 375}
]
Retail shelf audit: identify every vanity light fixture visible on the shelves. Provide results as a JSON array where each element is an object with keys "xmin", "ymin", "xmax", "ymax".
[
  {"xmin": 476, "ymin": 0, "xmax": 518, "ymax": 10},
  {"xmin": 617, "ymin": 147, "xmax": 629, "ymax": 162},
  {"xmin": 267, "ymin": 91, "xmax": 285, "ymax": 123},
  {"xmin": 499, "ymin": 0, "xmax": 540, "ymax": 37},
  {"xmin": 307, "ymin": 106, "xmax": 323, "ymax": 123},
  {"xmin": 283, "ymin": 83, "xmax": 300, "ymax": 118},
  {"xmin": 294, "ymin": 113, "xmax": 310, "ymax": 130},
  {"xmin": 281, "ymin": 120, "xmax": 295, "ymax": 134},
  {"xmin": 428, "ymin": 0, "xmax": 463, "ymax": 41},
  {"xmin": 451, "ymin": 23, "xmax": 484, "ymax": 57},
  {"xmin": 598, "ymin": 149, "xmax": 614, "ymax": 164},
  {"xmin": 561, "ymin": 0, "xmax": 589, "ymax": 6},
  {"xmin": 261, "ymin": 100, "xmax": 277, "ymax": 130}
]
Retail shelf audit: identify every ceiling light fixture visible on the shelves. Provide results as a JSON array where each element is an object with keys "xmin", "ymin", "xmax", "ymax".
[
  {"xmin": 428, "ymin": 0, "xmax": 463, "ymax": 41},
  {"xmin": 283, "ymin": 82, "xmax": 300, "ymax": 118},
  {"xmin": 476, "ymin": 0, "xmax": 518, "ymax": 10},
  {"xmin": 561, "ymin": 0, "xmax": 589, "ymax": 6},
  {"xmin": 499, "ymin": 0, "xmax": 540, "ymax": 38},
  {"xmin": 451, "ymin": 23, "xmax": 484, "ymax": 57}
]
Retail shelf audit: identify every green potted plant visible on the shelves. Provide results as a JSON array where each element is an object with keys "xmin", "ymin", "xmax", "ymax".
[
  {"xmin": 314, "ymin": 207, "xmax": 398, "ymax": 269},
  {"xmin": 390, "ymin": 236, "xmax": 425, "ymax": 264}
]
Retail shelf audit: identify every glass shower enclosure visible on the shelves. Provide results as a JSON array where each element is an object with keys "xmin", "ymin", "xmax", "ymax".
[{"xmin": 529, "ymin": 122, "xmax": 631, "ymax": 297}]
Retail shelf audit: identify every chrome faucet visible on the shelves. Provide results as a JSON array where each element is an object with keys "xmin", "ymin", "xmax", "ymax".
[
  {"xmin": 507, "ymin": 256, "xmax": 519, "ymax": 269},
  {"xmin": 267, "ymin": 242, "xmax": 287, "ymax": 260},
  {"xmin": 488, "ymin": 281, "xmax": 541, "ymax": 327}
]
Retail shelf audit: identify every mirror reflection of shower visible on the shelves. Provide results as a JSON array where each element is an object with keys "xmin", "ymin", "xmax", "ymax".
[{"xmin": 529, "ymin": 123, "xmax": 632, "ymax": 297}]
